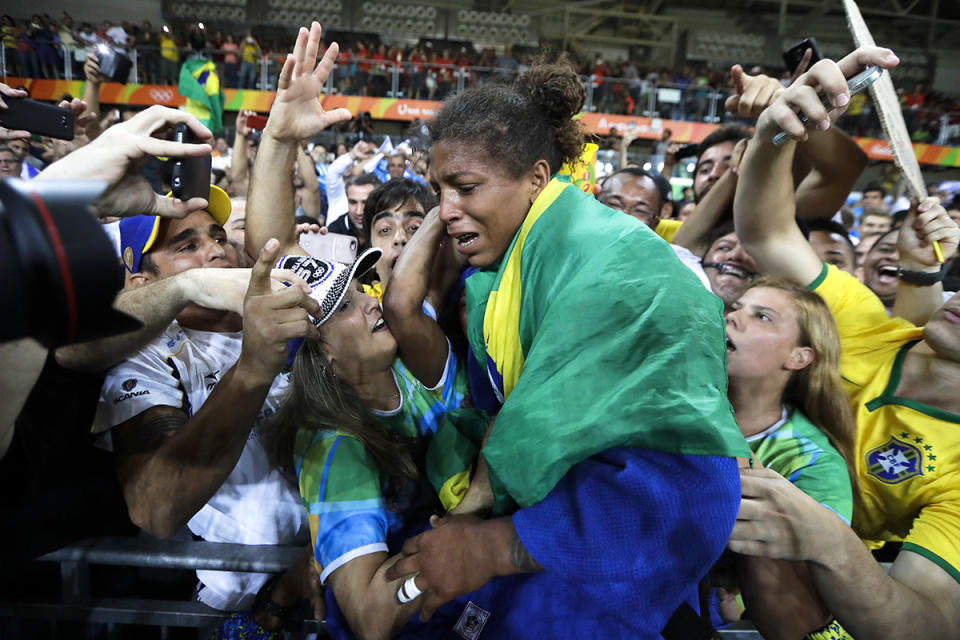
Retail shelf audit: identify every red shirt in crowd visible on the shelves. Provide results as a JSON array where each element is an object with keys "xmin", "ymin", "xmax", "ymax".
[
  {"xmin": 356, "ymin": 45, "xmax": 370, "ymax": 72},
  {"xmin": 905, "ymin": 91, "xmax": 926, "ymax": 109}
]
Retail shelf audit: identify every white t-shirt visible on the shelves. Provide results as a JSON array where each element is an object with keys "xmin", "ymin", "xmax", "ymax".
[
  {"xmin": 92, "ymin": 321, "xmax": 308, "ymax": 610},
  {"xmin": 105, "ymin": 26, "xmax": 129, "ymax": 49},
  {"xmin": 670, "ymin": 243, "xmax": 712, "ymax": 290}
]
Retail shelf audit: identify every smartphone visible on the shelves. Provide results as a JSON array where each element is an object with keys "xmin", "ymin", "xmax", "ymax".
[
  {"xmin": 783, "ymin": 38, "xmax": 823, "ymax": 75},
  {"xmin": 299, "ymin": 231, "xmax": 358, "ymax": 263},
  {"xmin": 772, "ymin": 66, "xmax": 882, "ymax": 146},
  {"xmin": 171, "ymin": 123, "xmax": 212, "ymax": 201},
  {"xmin": 0, "ymin": 97, "xmax": 74, "ymax": 140},
  {"xmin": 247, "ymin": 114, "xmax": 268, "ymax": 130},
  {"xmin": 846, "ymin": 65, "xmax": 883, "ymax": 96},
  {"xmin": 94, "ymin": 42, "xmax": 133, "ymax": 83},
  {"xmin": 674, "ymin": 143, "xmax": 699, "ymax": 161}
]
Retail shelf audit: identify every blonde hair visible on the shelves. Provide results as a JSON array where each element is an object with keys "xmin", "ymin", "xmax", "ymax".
[{"xmin": 747, "ymin": 277, "xmax": 860, "ymax": 501}]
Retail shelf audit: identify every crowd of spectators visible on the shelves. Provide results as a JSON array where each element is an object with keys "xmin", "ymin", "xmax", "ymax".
[
  {"xmin": 4, "ymin": 18, "xmax": 960, "ymax": 640},
  {"xmin": 5, "ymin": 13, "xmax": 960, "ymax": 143}
]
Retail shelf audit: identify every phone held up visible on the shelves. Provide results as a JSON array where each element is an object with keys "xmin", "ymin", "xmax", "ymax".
[
  {"xmin": 783, "ymin": 38, "xmax": 823, "ymax": 75},
  {"xmin": 673, "ymin": 144, "xmax": 700, "ymax": 161},
  {"xmin": 299, "ymin": 231, "xmax": 358, "ymax": 264},
  {"xmin": 0, "ymin": 97, "xmax": 74, "ymax": 140},
  {"xmin": 771, "ymin": 65, "xmax": 882, "ymax": 146},
  {"xmin": 171, "ymin": 123, "xmax": 213, "ymax": 201}
]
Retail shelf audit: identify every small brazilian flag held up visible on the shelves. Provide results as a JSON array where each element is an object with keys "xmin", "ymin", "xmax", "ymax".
[{"xmin": 178, "ymin": 58, "xmax": 225, "ymax": 133}]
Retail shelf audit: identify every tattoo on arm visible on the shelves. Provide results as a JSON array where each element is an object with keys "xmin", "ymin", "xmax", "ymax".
[
  {"xmin": 114, "ymin": 410, "xmax": 186, "ymax": 458},
  {"xmin": 509, "ymin": 531, "xmax": 541, "ymax": 573}
]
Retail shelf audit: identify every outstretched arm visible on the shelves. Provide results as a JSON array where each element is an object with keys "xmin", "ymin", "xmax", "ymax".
[
  {"xmin": 735, "ymin": 48, "xmax": 899, "ymax": 286},
  {"xmin": 246, "ymin": 23, "xmax": 350, "ymax": 258},
  {"xmin": 81, "ymin": 52, "xmax": 104, "ymax": 140},
  {"xmin": 227, "ymin": 108, "xmax": 250, "ymax": 195},
  {"xmin": 56, "ymin": 267, "xmax": 307, "ymax": 372},
  {"xmin": 794, "ymin": 125, "xmax": 868, "ymax": 219},
  {"xmin": 730, "ymin": 468, "xmax": 960, "ymax": 640},
  {"xmin": 296, "ymin": 143, "xmax": 324, "ymax": 221}
]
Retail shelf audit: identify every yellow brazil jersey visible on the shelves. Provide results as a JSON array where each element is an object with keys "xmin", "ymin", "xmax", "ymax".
[
  {"xmin": 160, "ymin": 34, "xmax": 178, "ymax": 62},
  {"xmin": 241, "ymin": 42, "xmax": 258, "ymax": 65},
  {"xmin": 810, "ymin": 263, "xmax": 960, "ymax": 585},
  {"xmin": 654, "ymin": 218, "xmax": 682, "ymax": 243}
]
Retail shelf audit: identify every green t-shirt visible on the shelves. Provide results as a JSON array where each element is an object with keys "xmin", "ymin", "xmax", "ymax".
[
  {"xmin": 294, "ymin": 349, "xmax": 469, "ymax": 583},
  {"xmin": 748, "ymin": 405, "xmax": 853, "ymax": 524}
]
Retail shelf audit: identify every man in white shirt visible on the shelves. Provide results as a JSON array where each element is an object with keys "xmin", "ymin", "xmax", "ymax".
[{"xmin": 92, "ymin": 195, "xmax": 322, "ymax": 611}]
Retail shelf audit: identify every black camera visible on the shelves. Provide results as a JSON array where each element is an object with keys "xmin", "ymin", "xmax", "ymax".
[
  {"xmin": 95, "ymin": 42, "xmax": 133, "ymax": 84},
  {"xmin": 0, "ymin": 179, "xmax": 140, "ymax": 347},
  {"xmin": 674, "ymin": 144, "xmax": 700, "ymax": 161}
]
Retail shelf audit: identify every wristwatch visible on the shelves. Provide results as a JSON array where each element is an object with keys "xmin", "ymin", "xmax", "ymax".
[{"xmin": 897, "ymin": 264, "xmax": 947, "ymax": 286}]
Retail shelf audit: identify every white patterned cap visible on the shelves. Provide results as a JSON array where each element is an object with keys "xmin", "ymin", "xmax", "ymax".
[{"xmin": 276, "ymin": 247, "xmax": 381, "ymax": 327}]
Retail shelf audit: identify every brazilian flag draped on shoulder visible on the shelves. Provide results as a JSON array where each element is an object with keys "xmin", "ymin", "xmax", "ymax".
[
  {"xmin": 178, "ymin": 57, "xmax": 225, "ymax": 133},
  {"xmin": 442, "ymin": 175, "xmax": 750, "ymax": 516}
]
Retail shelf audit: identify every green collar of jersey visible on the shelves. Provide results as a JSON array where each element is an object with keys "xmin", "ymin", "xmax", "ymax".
[{"xmin": 865, "ymin": 340, "xmax": 960, "ymax": 424}]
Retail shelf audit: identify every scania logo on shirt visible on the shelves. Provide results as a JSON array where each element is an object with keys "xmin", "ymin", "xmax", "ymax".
[
  {"xmin": 865, "ymin": 436, "xmax": 924, "ymax": 484},
  {"xmin": 114, "ymin": 389, "xmax": 150, "ymax": 404},
  {"xmin": 121, "ymin": 378, "xmax": 138, "ymax": 392}
]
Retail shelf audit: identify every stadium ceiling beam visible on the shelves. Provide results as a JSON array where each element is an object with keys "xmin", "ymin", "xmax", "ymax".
[
  {"xmin": 565, "ymin": 7, "xmax": 675, "ymax": 24},
  {"xmin": 564, "ymin": 32, "xmax": 673, "ymax": 47},
  {"xmin": 526, "ymin": 0, "xmax": 674, "ymax": 21},
  {"xmin": 742, "ymin": 0, "xmax": 960, "ymax": 26}
]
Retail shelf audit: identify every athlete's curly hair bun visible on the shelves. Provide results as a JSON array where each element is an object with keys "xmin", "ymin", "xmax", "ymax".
[
  {"xmin": 516, "ymin": 63, "xmax": 585, "ymax": 130},
  {"xmin": 429, "ymin": 60, "xmax": 586, "ymax": 177}
]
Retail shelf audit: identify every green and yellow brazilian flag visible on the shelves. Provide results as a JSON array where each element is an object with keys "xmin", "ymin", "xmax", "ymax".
[{"xmin": 178, "ymin": 58, "xmax": 225, "ymax": 133}]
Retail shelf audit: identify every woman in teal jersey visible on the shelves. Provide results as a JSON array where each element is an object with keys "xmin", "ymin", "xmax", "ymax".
[{"xmin": 723, "ymin": 276, "xmax": 857, "ymax": 638}]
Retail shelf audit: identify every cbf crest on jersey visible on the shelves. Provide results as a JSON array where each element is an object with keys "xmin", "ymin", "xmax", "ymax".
[{"xmin": 866, "ymin": 435, "xmax": 924, "ymax": 484}]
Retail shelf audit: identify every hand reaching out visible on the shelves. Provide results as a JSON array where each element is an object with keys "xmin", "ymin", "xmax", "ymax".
[
  {"xmin": 57, "ymin": 97, "xmax": 97, "ymax": 142},
  {"xmin": 37, "ymin": 105, "xmax": 214, "ymax": 219},
  {"xmin": 84, "ymin": 52, "xmax": 105, "ymax": 85},
  {"xmin": 754, "ymin": 46, "xmax": 900, "ymax": 144},
  {"xmin": 238, "ymin": 239, "xmax": 322, "ymax": 386},
  {"xmin": 235, "ymin": 108, "xmax": 252, "ymax": 138},
  {"xmin": 349, "ymin": 140, "xmax": 375, "ymax": 161},
  {"xmin": 727, "ymin": 467, "xmax": 847, "ymax": 562},
  {"xmin": 265, "ymin": 22, "xmax": 352, "ymax": 142},
  {"xmin": 0, "ymin": 83, "xmax": 30, "ymax": 140},
  {"xmin": 725, "ymin": 64, "xmax": 785, "ymax": 119},
  {"xmin": 181, "ymin": 266, "xmax": 312, "ymax": 315}
]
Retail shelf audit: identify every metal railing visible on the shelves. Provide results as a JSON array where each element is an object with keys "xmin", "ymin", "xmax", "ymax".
[
  {"xmin": 0, "ymin": 535, "xmax": 893, "ymax": 638},
  {"xmin": 0, "ymin": 535, "xmax": 326, "ymax": 637},
  {"xmin": 0, "ymin": 535, "xmax": 765, "ymax": 638},
  {"xmin": 4, "ymin": 43, "xmax": 960, "ymax": 146}
]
